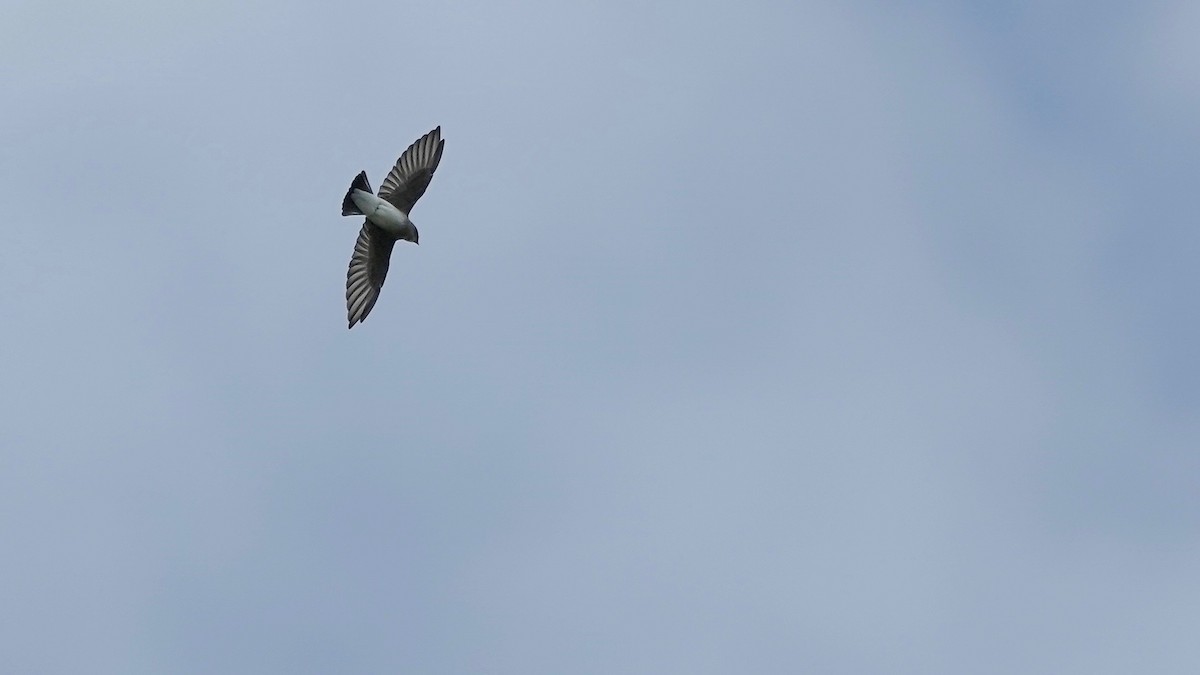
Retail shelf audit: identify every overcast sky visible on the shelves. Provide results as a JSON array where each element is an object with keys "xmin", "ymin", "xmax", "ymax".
[{"xmin": 2, "ymin": 1, "xmax": 1199, "ymax": 673}]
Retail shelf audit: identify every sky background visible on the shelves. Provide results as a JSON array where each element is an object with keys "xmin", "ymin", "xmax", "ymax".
[{"xmin": 2, "ymin": 1, "xmax": 1199, "ymax": 672}]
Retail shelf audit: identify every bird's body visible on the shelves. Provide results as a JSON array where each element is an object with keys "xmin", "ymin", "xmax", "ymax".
[
  {"xmin": 349, "ymin": 189, "xmax": 415, "ymax": 238},
  {"xmin": 340, "ymin": 126, "xmax": 444, "ymax": 328}
]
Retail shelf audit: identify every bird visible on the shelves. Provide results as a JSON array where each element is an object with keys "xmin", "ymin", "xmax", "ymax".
[{"xmin": 340, "ymin": 126, "xmax": 445, "ymax": 328}]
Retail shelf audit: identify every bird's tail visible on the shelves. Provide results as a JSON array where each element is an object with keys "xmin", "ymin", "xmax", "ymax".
[{"xmin": 341, "ymin": 171, "xmax": 373, "ymax": 216}]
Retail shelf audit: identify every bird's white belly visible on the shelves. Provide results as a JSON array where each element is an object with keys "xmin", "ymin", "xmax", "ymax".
[{"xmin": 351, "ymin": 190, "xmax": 411, "ymax": 235}]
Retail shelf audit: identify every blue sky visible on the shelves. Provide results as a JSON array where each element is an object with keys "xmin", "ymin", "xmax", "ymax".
[{"xmin": 2, "ymin": 1, "xmax": 1198, "ymax": 672}]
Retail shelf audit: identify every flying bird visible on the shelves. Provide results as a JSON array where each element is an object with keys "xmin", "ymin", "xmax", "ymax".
[{"xmin": 340, "ymin": 126, "xmax": 445, "ymax": 328}]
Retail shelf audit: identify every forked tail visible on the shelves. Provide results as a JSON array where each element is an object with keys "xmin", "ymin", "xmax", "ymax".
[{"xmin": 341, "ymin": 171, "xmax": 373, "ymax": 216}]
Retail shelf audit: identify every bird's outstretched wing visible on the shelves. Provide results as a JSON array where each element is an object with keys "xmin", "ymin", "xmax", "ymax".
[
  {"xmin": 346, "ymin": 221, "xmax": 397, "ymax": 328},
  {"xmin": 378, "ymin": 126, "xmax": 445, "ymax": 214}
]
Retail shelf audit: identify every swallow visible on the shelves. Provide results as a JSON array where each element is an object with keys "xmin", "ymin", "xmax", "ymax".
[{"xmin": 341, "ymin": 126, "xmax": 444, "ymax": 328}]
